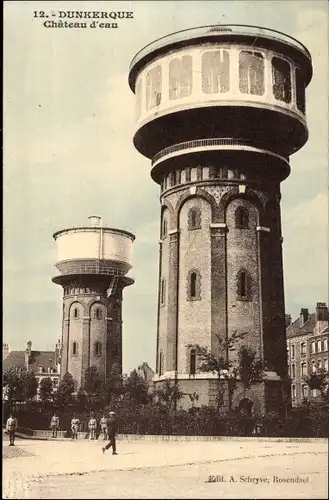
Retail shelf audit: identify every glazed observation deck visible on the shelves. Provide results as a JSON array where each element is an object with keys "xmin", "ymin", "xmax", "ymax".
[
  {"xmin": 128, "ymin": 24, "xmax": 313, "ymax": 167},
  {"xmin": 52, "ymin": 216, "xmax": 135, "ymax": 285}
]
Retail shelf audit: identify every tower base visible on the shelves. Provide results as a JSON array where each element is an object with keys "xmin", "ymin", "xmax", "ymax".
[{"xmin": 153, "ymin": 373, "xmax": 291, "ymax": 416}]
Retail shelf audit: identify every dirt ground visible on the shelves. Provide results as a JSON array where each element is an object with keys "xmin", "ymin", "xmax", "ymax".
[{"xmin": 3, "ymin": 438, "xmax": 328, "ymax": 499}]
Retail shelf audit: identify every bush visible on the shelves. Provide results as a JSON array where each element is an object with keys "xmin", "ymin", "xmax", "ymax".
[{"xmin": 4, "ymin": 398, "xmax": 328, "ymax": 438}]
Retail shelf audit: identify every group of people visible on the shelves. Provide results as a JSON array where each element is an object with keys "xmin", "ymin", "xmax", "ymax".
[
  {"xmin": 49, "ymin": 411, "xmax": 118, "ymax": 454},
  {"xmin": 6, "ymin": 410, "xmax": 118, "ymax": 455}
]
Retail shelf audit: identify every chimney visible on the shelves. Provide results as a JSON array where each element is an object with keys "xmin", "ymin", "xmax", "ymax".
[
  {"xmin": 315, "ymin": 302, "xmax": 329, "ymax": 322},
  {"xmin": 285, "ymin": 314, "xmax": 292, "ymax": 328},
  {"xmin": 3, "ymin": 343, "xmax": 9, "ymax": 360},
  {"xmin": 25, "ymin": 341, "xmax": 32, "ymax": 369},
  {"xmin": 300, "ymin": 309, "xmax": 309, "ymax": 327}
]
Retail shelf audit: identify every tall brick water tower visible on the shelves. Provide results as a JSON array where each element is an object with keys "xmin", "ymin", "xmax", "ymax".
[
  {"xmin": 129, "ymin": 25, "xmax": 312, "ymax": 414},
  {"xmin": 52, "ymin": 216, "xmax": 135, "ymax": 389}
]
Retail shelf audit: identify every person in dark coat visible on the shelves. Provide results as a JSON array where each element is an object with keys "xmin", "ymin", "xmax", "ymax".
[{"xmin": 102, "ymin": 411, "xmax": 118, "ymax": 455}]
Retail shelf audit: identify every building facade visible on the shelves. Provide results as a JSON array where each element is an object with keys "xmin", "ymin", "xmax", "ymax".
[
  {"xmin": 287, "ymin": 303, "xmax": 329, "ymax": 406},
  {"xmin": 129, "ymin": 25, "xmax": 313, "ymax": 413},
  {"xmin": 3, "ymin": 340, "xmax": 61, "ymax": 399},
  {"xmin": 52, "ymin": 216, "xmax": 135, "ymax": 389}
]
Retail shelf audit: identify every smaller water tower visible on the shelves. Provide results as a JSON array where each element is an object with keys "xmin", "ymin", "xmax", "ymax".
[{"xmin": 52, "ymin": 216, "xmax": 135, "ymax": 388}]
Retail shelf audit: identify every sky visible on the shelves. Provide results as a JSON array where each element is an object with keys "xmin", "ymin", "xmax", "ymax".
[{"xmin": 3, "ymin": 0, "xmax": 328, "ymax": 373}]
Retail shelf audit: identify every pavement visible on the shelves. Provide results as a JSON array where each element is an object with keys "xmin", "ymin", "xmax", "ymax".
[{"xmin": 2, "ymin": 437, "xmax": 328, "ymax": 499}]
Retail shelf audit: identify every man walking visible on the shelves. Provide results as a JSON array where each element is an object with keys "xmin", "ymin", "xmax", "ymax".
[
  {"xmin": 50, "ymin": 412, "xmax": 60, "ymax": 438},
  {"xmin": 102, "ymin": 411, "xmax": 118, "ymax": 455},
  {"xmin": 6, "ymin": 413, "xmax": 18, "ymax": 446},
  {"xmin": 100, "ymin": 413, "xmax": 108, "ymax": 441}
]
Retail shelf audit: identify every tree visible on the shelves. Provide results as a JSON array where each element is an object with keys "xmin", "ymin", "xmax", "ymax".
[
  {"xmin": 304, "ymin": 368, "xmax": 329, "ymax": 402},
  {"xmin": 189, "ymin": 331, "xmax": 247, "ymax": 411},
  {"xmin": 103, "ymin": 363, "xmax": 123, "ymax": 404},
  {"xmin": 3, "ymin": 368, "xmax": 38, "ymax": 407},
  {"xmin": 39, "ymin": 377, "xmax": 54, "ymax": 406},
  {"xmin": 83, "ymin": 366, "xmax": 104, "ymax": 396},
  {"xmin": 123, "ymin": 369, "xmax": 150, "ymax": 405},
  {"xmin": 155, "ymin": 379, "xmax": 183, "ymax": 411},
  {"xmin": 237, "ymin": 345, "xmax": 264, "ymax": 398},
  {"xmin": 23, "ymin": 370, "xmax": 39, "ymax": 402},
  {"xmin": 56, "ymin": 372, "xmax": 76, "ymax": 409},
  {"xmin": 3, "ymin": 368, "xmax": 26, "ymax": 408}
]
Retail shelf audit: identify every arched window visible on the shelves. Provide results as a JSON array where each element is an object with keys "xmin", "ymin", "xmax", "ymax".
[
  {"xmin": 188, "ymin": 270, "xmax": 201, "ymax": 300},
  {"xmin": 73, "ymin": 308, "xmax": 79, "ymax": 319},
  {"xmin": 160, "ymin": 278, "xmax": 166, "ymax": 305},
  {"xmin": 190, "ymin": 273, "xmax": 197, "ymax": 297},
  {"xmin": 235, "ymin": 207, "xmax": 249, "ymax": 229},
  {"xmin": 72, "ymin": 342, "xmax": 78, "ymax": 356},
  {"xmin": 239, "ymin": 272, "xmax": 246, "ymax": 297},
  {"xmin": 188, "ymin": 207, "xmax": 201, "ymax": 230},
  {"xmin": 159, "ymin": 351, "xmax": 164, "ymax": 376},
  {"xmin": 162, "ymin": 219, "xmax": 167, "ymax": 238},
  {"xmin": 94, "ymin": 341, "xmax": 102, "ymax": 357},
  {"xmin": 95, "ymin": 308, "xmax": 102, "ymax": 320},
  {"xmin": 237, "ymin": 270, "xmax": 250, "ymax": 300},
  {"xmin": 190, "ymin": 349, "xmax": 196, "ymax": 375}
]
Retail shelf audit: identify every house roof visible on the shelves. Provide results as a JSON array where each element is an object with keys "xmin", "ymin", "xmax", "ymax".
[
  {"xmin": 286, "ymin": 313, "xmax": 316, "ymax": 339},
  {"xmin": 3, "ymin": 350, "xmax": 56, "ymax": 373}
]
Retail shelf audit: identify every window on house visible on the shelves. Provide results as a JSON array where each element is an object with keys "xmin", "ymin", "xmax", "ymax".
[
  {"xmin": 291, "ymin": 344, "xmax": 295, "ymax": 358},
  {"xmin": 189, "ymin": 349, "xmax": 196, "ymax": 375},
  {"xmin": 73, "ymin": 308, "xmax": 79, "ymax": 319},
  {"xmin": 272, "ymin": 57, "xmax": 292, "ymax": 103},
  {"xmin": 302, "ymin": 385, "xmax": 308, "ymax": 399},
  {"xmin": 235, "ymin": 207, "xmax": 249, "ymax": 229},
  {"xmin": 159, "ymin": 351, "xmax": 164, "ymax": 376},
  {"xmin": 188, "ymin": 207, "xmax": 201, "ymax": 230},
  {"xmin": 146, "ymin": 65, "xmax": 162, "ymax": 110},
  {"xmin": 160, "ymin": 278, "xmax": 166, "ymax": 305},
  {"xmin": 291, "ymin": 363, "xmax": 295, "ymax": 378},
  {"xmin": 324, "ymin": 359, "xmax": 328, "ymax": 371},
  {"xmin": 311, "ymin": 342, "xmax": 316, "ymax": 354},
  {"xmin": 72, "ymin": 342, "xmax": 78, "ymax": 356},
  {"xmin": 95, "ymin": 308, "xmax": 102, "ymax": 320},
  {"xmin": 301, "ymin": 362, "xmax": 307, "ymax": 377},
  {"xmin": 317, "ymin": 340, "xmax": 322, "ymax": 353},
  {"xmin": 201, "ymin": 50, "xmax": 230, "ymax": 94},
  {"xmin": 188, "ymin": 271, "xmax": 201, "ymax": 300},
  {"xmin": 312, "ymin": 362, "xmax": 317, "ymax": 373},
  {"xmin": 323, "ymin": 339, "xmax": 328, "ymax": 352},
  {"xmin": 311, "ymin": 389, "xmax": 317, "ymax": 398},
  {"xmin": 94, "ymin": 341, "xmax": 102, "ymax": 357},
  {"xmin": 239, "ymin": 51, "xmax": 265, "ymax": 96},
  {"xmin": 169, "ymin": 55, "xmax": 193, "ymax": 100},
  {"xmin": 301, "ymin": 342, "xmax": 306, "ymax": 355},
  {"xmin": 291, "ymin": 384, "xmax": 296, "ymax": 398}
]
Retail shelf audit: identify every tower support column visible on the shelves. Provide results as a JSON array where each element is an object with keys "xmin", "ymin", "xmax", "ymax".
[
  {"xmin": 210, "ymin": 224, "xmax": 228, "ymax": 358},
  {"xmin": 166, "ymin": 229, "xmax": 179, "ymax": 373}
]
